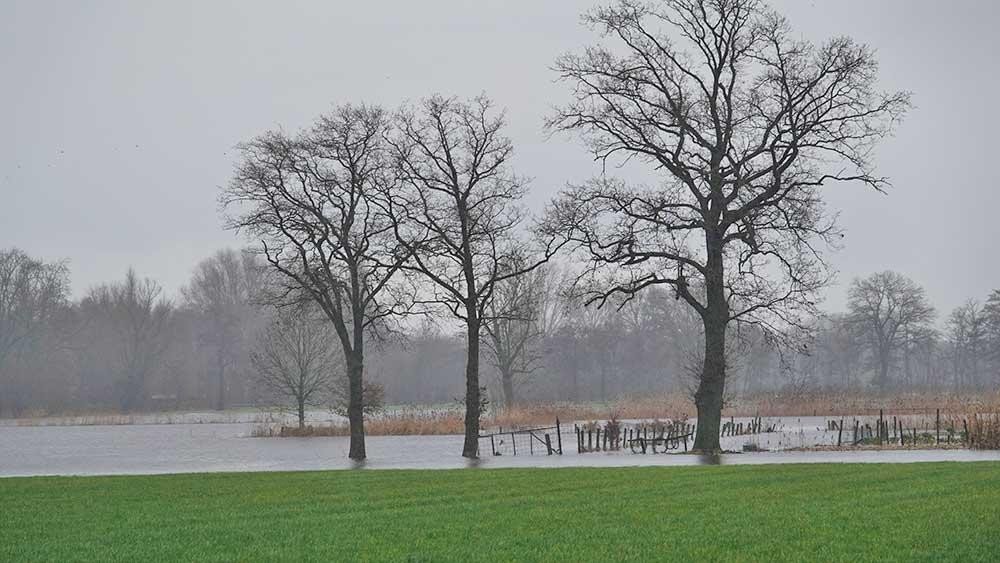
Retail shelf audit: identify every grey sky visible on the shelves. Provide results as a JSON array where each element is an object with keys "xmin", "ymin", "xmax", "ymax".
[{"xmin": 2, "ymin": 0, "xmax": 998, "ymax": 315}]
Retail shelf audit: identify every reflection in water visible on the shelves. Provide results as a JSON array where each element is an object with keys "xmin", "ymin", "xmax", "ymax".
[
  {"xmin": 349, "ymin": 459, "xmax": 368, "ymax": 470},
  {"xmin": 464, "ymin": 457, "xmax": 485, "ymax": 469},
  {"xmin": 697, "ymin": 453, "xmax": 723, "ymax": 465}
]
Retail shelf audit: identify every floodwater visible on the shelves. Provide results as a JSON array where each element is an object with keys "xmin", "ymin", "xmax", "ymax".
[{"xmin": 2, "ymin": 415, "xmax": 999, "ymax": 477}]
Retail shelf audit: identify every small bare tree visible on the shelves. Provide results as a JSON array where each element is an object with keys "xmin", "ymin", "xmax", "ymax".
[
  {"xmin": 846, "ymin": 271, "xmax": 935, "ymax": 390},
  {"xmin": 251, "ymin": 306, "xmax": 338, "ymax": 429},
  {"xmin": 544, "ymin": 0, "xmax": 909, "ymax": 451},
  {"xmin": 483, "ymin": 265, "xmax": 550, "ymax": 409},
  {"xmin": 224, "ymin": 104, "xmax": 411, "ymax": 460},
  {"xmin": 387, "ymin": 95, "xmax": 563, "ymax": 457}
]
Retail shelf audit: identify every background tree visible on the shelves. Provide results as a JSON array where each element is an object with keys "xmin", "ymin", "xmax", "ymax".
[
  {"xmin": 251, "ymin": 305, "xmax": 338, "ymax": 429},
  {"xmin": 483, "ymin": 264, "xmax": 556, "ymax": 409},
  {"xmin": 387, "ymin": 95, "xmax": 561, "ymax": 457},
  {"xmin": 224, "ymin": 103, "xmax": 411, "ymax": 460},
  {"xmin": 946, "ymin": 300, "xmax": 987, "ymax": 390},
  {"xmin": 0, "ymin": 248, "xmax": 70, "ymax": 416},
  {"xmin": 81, "ymin": 269, "xmax": 173, "ymax": 412},
  {"xmin": 183, "ymin": 248, "xmax": 265, "ymax": 410},
  {"xmin": 846, "ymin": 271, "xmax": 935, "ymax": 391},
  {"xmin": 984, "ymin": 289, "xmax": 1000, "ymax": 385},
  {"xmin": 544, "ymin": 0, "xmax": 909, "ymax": 450}
]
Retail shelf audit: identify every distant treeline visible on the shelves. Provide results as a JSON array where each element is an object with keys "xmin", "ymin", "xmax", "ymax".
[{"xmin": 0, "ymin": 246, "xmax": 997, "ymax": 417}]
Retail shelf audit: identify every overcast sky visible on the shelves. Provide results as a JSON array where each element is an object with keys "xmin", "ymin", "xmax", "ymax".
[{"xmin": 2, "ymin": 0, "xmax": 998, "ymax": 314}]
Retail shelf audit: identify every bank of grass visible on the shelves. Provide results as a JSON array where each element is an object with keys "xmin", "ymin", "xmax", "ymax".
[{"xmin": 2, "ymin": 463, "xmax": 999, "ymax": 562}]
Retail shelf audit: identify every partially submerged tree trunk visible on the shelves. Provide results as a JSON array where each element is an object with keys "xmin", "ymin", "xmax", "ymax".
[
  {"xmin": 462, "ymin": 312, "xmax": 481, "ymax": 458},
  {"xmin": 346, "ymin": 352, "xmax": 366, "ymax": 461},
  {"xmin": 693, "ymin": 235, "xmax": 728, "ymax": 452}
]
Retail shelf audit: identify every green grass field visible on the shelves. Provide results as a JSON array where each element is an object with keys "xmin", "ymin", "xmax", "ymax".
[{"xmin": 2, "ymin": 463, "xmax": 998, "ymax": 562}]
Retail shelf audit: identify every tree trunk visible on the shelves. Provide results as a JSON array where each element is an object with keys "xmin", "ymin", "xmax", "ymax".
[
  {"xmin": 297, "ymin": 396, "xmax": 305, "ymax": 429},
  {"xmin": 346, "ymin": 353, "xmax": 366, "ymax": 460},
  {"xmin": 693, "ymin": 235, "xmax": 728, "ymax": 453},
  {"xmin": 501, "ymin": 368, "xmax": 515, "ymax": 410},
  {"xmin": 877, "ymin": 349, "xmax": 890, "ymax": 392},
  {"xmin": 462, "ymin": 315, "xmax": 481, "ymax": 458}
]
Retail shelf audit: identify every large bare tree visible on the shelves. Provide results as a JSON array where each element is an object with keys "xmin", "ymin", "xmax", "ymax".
[
  {"xmin": 543, "ymin": 0, "xmax": 909, "ymax": 451},
  {"xmin": 387, "ymin": 95, "xmax": 562, "ymax": 457},
  {"xmin": 223, "ymin": 104, "xmax": 411, "ymax": 460},
  {"xmin": 846, "ymin": 271, "xmax": 935, "ymax": 391}
]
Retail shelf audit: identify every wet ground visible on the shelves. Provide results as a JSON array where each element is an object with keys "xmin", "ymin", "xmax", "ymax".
[{"xmin": 2, "ymin": 416, "xmax": 998, "ymax": 477}]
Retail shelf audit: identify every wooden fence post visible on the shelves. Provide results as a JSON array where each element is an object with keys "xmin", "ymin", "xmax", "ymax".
[
  {"xmin": 556, "ymin": 418, "xmax": 563, "ymax": 455},
  {"xmin": 878, "ymin": 409, "xmax": 884, "ymax": 446},
  {"xmin": 544, "ymin": 434, "xmax": 553, "ymax": 455},
  {"xmin": 936, "ymin": 409, "xmax": 941, "ymax": 445}
]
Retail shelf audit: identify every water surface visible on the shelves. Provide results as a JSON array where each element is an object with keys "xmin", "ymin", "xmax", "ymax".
[{"xmin": 2, "ymin": 417, "xmax": 998, "ymax": 477}]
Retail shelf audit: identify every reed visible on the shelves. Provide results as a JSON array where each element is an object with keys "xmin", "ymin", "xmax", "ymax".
[{"xmin": 966, "ymin": 412, "xmax": 1000, "ymax": 450}]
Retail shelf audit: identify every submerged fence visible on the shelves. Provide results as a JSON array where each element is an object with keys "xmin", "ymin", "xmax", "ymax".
[
  {"xmin": 826, "ymin": 408, "xmax": 1000, "ymax": 449},
  {"xmin": 478, "ymin": 420, "xmax": 564, "ymax": 456}
]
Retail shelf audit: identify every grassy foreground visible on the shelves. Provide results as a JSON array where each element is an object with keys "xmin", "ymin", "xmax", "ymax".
[{"xmin": 2, "ymin": 463, "xmax": 999, "ymax": 562}]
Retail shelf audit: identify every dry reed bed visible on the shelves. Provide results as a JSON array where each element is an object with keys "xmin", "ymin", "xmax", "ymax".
[
  {"xmin": 966, "ymin": 412, "xmax": 1000, "ymax": 449},
  {"xmin": 252, "ymin": 391, "xmax": 1000, "ymax": 440}
]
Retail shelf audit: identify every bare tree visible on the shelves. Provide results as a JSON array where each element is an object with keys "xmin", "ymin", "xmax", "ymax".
[
  {"xmin": 946, "ymin": 300, "xmax": 987, "ymax": 390},
  {"xmin": 251, "ymin": 306, "xmax": 338, "ymax": 429},
  {"xmin": 984, "ymin": 289, "xmax": 1000, "ymax": 385},
  {"xmin": 223, "ymin": 104, "xmax": 412, "ymax": 460},
  {"xmin": 483, "ymin": 265, "xmax": 549, "ymax": 409},
  {"xmin": 82, "ymin": 269, "xmax": 173, "ymax": 412},
  {"xmin": 387, "ymin": 95, "xmax": 563, "ymax": 457},
  {"xmin": 847, "ymin": 271, "xmax": 935, "ymax": 391},
  {"xmin": 544, "ymin": 0, "xmax": 909, "ymax": 451},
  {"xmin": 183, "ymin": 248, "xmax": 266, "ymax": 410},
  {"xmin": 0, "ymin": 249, "xmax": 70, "ymax": 416}
]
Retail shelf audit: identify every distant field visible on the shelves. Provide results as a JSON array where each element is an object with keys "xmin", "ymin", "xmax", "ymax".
[{"xmin": 2, "ymin": 463, "xmax": 999, "ymax": 562}]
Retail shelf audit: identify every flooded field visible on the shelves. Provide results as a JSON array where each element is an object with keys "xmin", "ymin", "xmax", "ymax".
[{"xmin": 2, "ymin": 415, "xmax": 998, "ymax": 477}]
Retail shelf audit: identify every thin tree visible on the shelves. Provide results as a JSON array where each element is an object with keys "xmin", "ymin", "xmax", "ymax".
[
  {"xmin": 223, "ymin": 104, "xmax": 411, "ymax": 461},
  {"xmin": 544, "ymin": 0, "xmax": 909, "ymax": 451},
  {"xmin": 387, "ymin": 95, "xmax": 563, "ymax": 458},
  {"xmin": 483, "ymin": 265, "xmax": 547, "ymax": 409},
  {"xmin": 846, "ymin": 271, "xmax": 935, "ymax": 391},
  {"xmin": 251, "ymin": 305, "xmax": 338, "ymax": 429}
]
